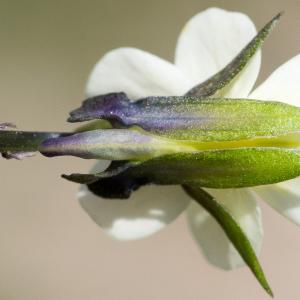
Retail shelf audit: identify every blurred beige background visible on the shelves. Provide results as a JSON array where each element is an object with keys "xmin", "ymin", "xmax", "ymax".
[{"xmin": 1, "ymin": 0, "xmax": 300, "ymax": 299}]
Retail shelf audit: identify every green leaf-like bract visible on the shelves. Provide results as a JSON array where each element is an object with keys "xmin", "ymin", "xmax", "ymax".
[
  {"xmin": 63, "ymin": 148, "xmax": 300, "ymax": 193},
  {"xmin": 182, "ymin": 185, "xmax": 273, "ymax": 297},
  {"xmin": 68, "ymin": 94, "xmax": 300, "ymax": 143},
  {"xmin": 128, "ymin": 97, "xmax": 300, "ymax": 142},
  {"xmin": 185, "ymin": 12, "xmax": 282, "ymax": 97}
]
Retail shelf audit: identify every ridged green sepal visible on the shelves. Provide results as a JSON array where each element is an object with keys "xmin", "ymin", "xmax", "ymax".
[{"xmin": 63, "ymin": 148, "xmax": 300, "ymax": 197}]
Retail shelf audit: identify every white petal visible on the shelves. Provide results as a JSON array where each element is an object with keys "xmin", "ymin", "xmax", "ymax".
[
  {"xmin": 254, "ymin": 178, "xmax": 300, "ymax": 226},
  {"xmin": 250, "ymin": 54, "xmax": 300, "ymax": 106},
  {"xmin": 175, "ymin": 7, "xmax": 261, "ymax": 97},
  {"xmin": 186, "ymin": 188, "xmax": 263, "ymax": 270},
  {"xmin": 78, "ymin": 163, "xmax": 190, "ymax": 240},
  {"xmin": 86, "ymin": 47, "xmax": 191, "ymax": 100}
]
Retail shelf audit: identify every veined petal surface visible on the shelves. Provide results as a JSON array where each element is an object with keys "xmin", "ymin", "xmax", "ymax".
[
  {"xmin": 254, "ymin": 178, "xmax": 300, "ymax": 226},
  {"xmin": 86, "ymin": 48, "xmax": 190, "ymax": 99},
  {"xmin": 78, "ymin": 163, "xmax": 190, "ymax": 240},
  {"xmin": 250, "ymin": 54, "xmax": 300, "ymax": 107}
]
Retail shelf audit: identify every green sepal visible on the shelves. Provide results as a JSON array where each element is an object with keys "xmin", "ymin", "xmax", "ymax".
[
  {"xmin": 182, "ymin": 185, "xmax": 273, "ymax": 297},
  {"xmin": 68, "ymin": 93, "xmax": 300, "ymax": 143},
  {"xmin": 186, "ymin": 12, "xmax": 282, "ymax": 97},
  {"xmin": 145, "ymin": 98, "xmax": 300, "ymax": 142},
  {"xmin": 39, "ymin": 128, "xmax": 196, "ymax": 161},
  {"xmin": 63, "ymin": 147, "xmax": 300, "ymax": 191}
]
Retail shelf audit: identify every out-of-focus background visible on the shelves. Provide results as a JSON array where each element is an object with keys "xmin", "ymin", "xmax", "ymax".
[{"xmin": 1, "ymin": 0, "xmax": 300, "ymax": 299}]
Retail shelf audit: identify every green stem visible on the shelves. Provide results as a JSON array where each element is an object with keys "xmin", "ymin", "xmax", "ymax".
[{"xmin": 0, "ymin": 130, "xmax": 71, "ymax": 153}]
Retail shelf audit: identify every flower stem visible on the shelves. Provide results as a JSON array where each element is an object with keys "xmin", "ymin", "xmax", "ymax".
[{"xmin": 0, "ymin": 130, "xmax": 71, "ymax": 153}]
